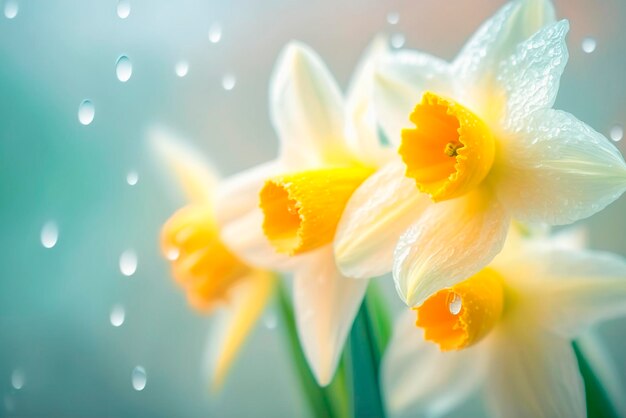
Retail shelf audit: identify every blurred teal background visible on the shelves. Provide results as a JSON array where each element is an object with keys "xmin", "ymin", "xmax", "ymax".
[{"xmin": 1, "ymin": 0, "xmax": 625, "ymax": 416}]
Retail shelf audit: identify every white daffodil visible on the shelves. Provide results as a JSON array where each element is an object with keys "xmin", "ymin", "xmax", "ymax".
[
  {"xmin": 151, "ymin": 128, "xmax": 284, "ymax": 389},
  {"xmin": 216, "ymin": 38, "xmax": 392, "ymax": 385},
  {"xmin": 334, "ymin": 0, "xmax": 626, "ymax": 307},
  {"xmin": 382, "ymin": 228, "xmax": 626, "ymax": 418}
]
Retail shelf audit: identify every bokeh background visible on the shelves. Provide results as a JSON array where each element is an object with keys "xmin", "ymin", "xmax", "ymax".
[{"xmin": 1, "ymin": 0, "xmax": 625, "ymax": 416}]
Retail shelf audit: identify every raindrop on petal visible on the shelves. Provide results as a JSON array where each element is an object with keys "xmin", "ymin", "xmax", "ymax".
[
  {"xmin": 116, "ymin": 55, "xmax": 132, "ymax": 82},
  {"xmin": 78, "ymin": 100, "xmax": 95, "ymax": 125},
  {"xmin": 132, "ymin": 366, "xmax": 147, "ymax": 391},
  {"xmin": 41, "ymin": 221, "xmax": 58, "ymax": 249},
  {"xmin": 387, "ymin": 12, "xmax": 399, "ymax": 25},
  {"xmin": 11, "ymin": 370, "xmax": 24, "ymax": 390},
  {"xmin": 4, "ymin": 0, "xmax": 18, "ymax": 19},
  {"xmin": 166, "ymin": 248, "xmax": 179, "ymax": 261},
  {"xmin": 581, "ymin": 37, "xmax": 596, "ymax": 54},
  {"xmin": 117, "ymin": 0, "xmax": 130, "ymax": 19},
  {"xmin": 222, "ymin": 73, "xmax": 236, "ymax": 91},
  {"xmin": 126, "ymin": 170, "xmax": 139, "ymax": 186},
  {"xmin": 391, "ymin": 33, "xmax": 405, "ymax": 49},
  {"xmin": 110, "ymin": 305, "xmax": 125, "ymax": 327},
  {"xmin": 208, "ymin": 23, "xmax": 222, "ymax": 43},
  {"xmin": 264, "ymin": 313, "xmax": 277, "ymax": 330},
  {"xmin": 120, "ymin": 250, "xmax": 137, "ymax": 277},
  {"xmin": 175, "ymin": 61, "xmax": 189, "ymax": 78},
  {"xmin": 448, "ymin": 293, "xmax": 462, "ymax": 315},
  {"xmin": 610, "ymin": 125, "xmax": 623, "ymax": 142}
]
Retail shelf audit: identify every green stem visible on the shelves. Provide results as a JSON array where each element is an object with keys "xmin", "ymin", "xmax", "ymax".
[
  {"xmin": 275, "ymin": 280, "xmax": 338, "ymax": 418},
  {"xmin": 349, "ymin": 298, "xmax": 387, "ymax": 418}
]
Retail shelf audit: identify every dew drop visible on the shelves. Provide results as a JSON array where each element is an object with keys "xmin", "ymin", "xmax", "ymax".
[
  {"xmin": 166, "ymin": 248, "xmax": 179, "ymax": 261},
  {"xmin": 119, "ymin": 249, "xmax": 137, "ymax": 276},
  {"xmin": 222, "ymin": 73, "xmax": 236, "ymax": 90},
  {"xmin": 117, "ymin": 0, "xmax": 130, "ymax": 19},
  {"xmin": 448, "ymin": 293, "xmax": 462, "ymax": 315},
  {"xmin": 132, "ymin": 366, "xmax": 147, "ymax": 391},
  {"xmin": 126, "ymin": 170, "xmax": 139, "ymax": 186},
  {"xmin": 11, "ymin": 370, "xmax": 24, "ymax": 390},
  {"xmin": 208, "ymin": 23, "xmax": 222, "ymax": 43},
  {"xmin": 610, "ymin": 125, "xmax": 623, "ymax": 142},
  {"xmin": 387, "ymin": 12, "xmax": 399, "ymax": 25},
  {"xmin": 110, "ymin": 305, "xmax": 125, "ymax": 327},
  {"xmin": 581, "ymin": 37, "xmax": 596, "ymax": 54},
  {"xmin": 4, "ymin": 0, "xmax": 17, "ymax": 19},
  {"xmin": 41, "ymin": 221, "xmax": 58, "ymax": 249},
  {"xmin": 175, "ymin": 61, "xmax": 189, "ymax": 78},
  {"xmin": 264, "ymin": 313, "xmax": 277, "ymax": 330},
  {"xmin": 78, "ymin": 100, "xmax": 95, "ymax": 125},
  {"xmin": 116, "ymin": 55, "xmax": 132, "ymax": 82},
  {"xmin": 391, "ymin": 33, "xmax": 405, "ymax": 49}
]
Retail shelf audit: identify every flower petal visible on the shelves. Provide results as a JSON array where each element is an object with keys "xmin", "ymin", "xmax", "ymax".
[
  {"xmin": 393, "ymin": 187, "xmax": 509, "ymax": 307},
  {"xmin": 270, "ymin": 41, "xmax": 351, "ymax": 168},
  {"xmin": 373, "ymin": 50, "xmax": 451, "ymax": 146},
  {"xmin": 494, "ymin": 109, "xmax": 626, "ymax": 225},
  {"xmin": 498, "ymin": 20, "xmax": 569, "ymax": 129},
  {"xmin": 382, "ymin": 310, "xmax": 486, "ymax": 416},
  {"xmin": 204, "ymin": 270, "xmax": 276, "ymax": 390},
  {"xmin": 525, "ymin": 249, "xmax": 626, "ymax": 337},
  {"xmin": 334, "ymin": 160, "xmax": 431, "ymax": 279},
  {"xmin": 452, "ymin": 0, "xmax": 555, "ymax": 112},
  {"xmin": 293, "ymin": 246, "xmax": 368, "ymax": 386},
  {"xmin": 344, "ymin": 35, "xmax": 391, "ymax": 165},
  {"xmin": 149, "ymin": 126, "xmax": 217, "ymax": 205},
  {"xmin": 485, "ymin": 327, "xmax": 584, "ymax": 418}
]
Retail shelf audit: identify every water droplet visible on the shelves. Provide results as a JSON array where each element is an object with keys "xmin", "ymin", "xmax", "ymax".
[
  {"xmin": 119, "ymin": 249, "xmax": 137, "ymax": 276},
  {"xmin": 387, "ymin": 12, "xmax": 399, "ymax": 25},
  {"xmin": 610, "ymin": 125, "xmax": 623, "ymax": 142},
  {"xmin": 391, "ymin": 33, "xmax": 405, "ymax": 49},
  {"xmin": 448, "ymin": 293, "xmax": 462, "ymax": 315},
  {"xmin": 126, "ymin": 170, "xmax": 139, "ymax": 186},
  {"xmin": 117, "ymin": 0, "xmax": 130, "ymax": 19},
  {"xmin": 132, "ymin": 366, "xmax": 147, "ymax": 391},
  {"xmin": 78, "ymin": 100, "xmax": 95, "ymax": 125},
  {"xmin": 11, "ymin": 370, "xmax": 24, "ymax": 390},
  {"xmin": 41, "ymin": 221, "xmax": 58, "ymax": 249},
  {"xmin": 4, "ymin": 0, "xmax": 18, "ymax": 19},
  {"xmin": 222, "ymin": 73, "xmax": 236, "ymax": 90},
  {"xmin": 581, "ymin": 37, "xmax": 596, "ymax": 54},
  {"xmin": 175, "ymin": 61, "xmax": 189, "ymax": 78},
  {"xmin": 264, "ymin": 314, "xmax": 277, "ymax": 330},
  {"xmin": 208, "ymin": 23, "xmax": 222, "ymax": 43},
  {"xmin": 166, "ymin": 248, "xmax": 179, "ymax": 261},
  {"xmin": 116, "ymin": 55, "xmax": 132, "ymax": 82},
  {"xmin": 110, "ymin": 305, "xmax": 125, "ymax": 327}
]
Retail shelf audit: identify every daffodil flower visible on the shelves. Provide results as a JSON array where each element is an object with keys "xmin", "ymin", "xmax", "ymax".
[
  {"xmin": 151, "ymin": 128, "xmax": 281, "ymax": 389},
  {"xmin": 216, "ymin": 38, "xmax": 391, "ymax": 385},
  {"xmin": 382, "ymin": 228, "xmax": 626, "ymax": 417},
  {"xmin": 334, "ymin": 0, "xmax": 626, "ymax": 307}
]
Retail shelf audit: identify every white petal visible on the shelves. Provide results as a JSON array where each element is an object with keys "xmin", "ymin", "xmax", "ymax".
[
  {"xmin": 373, "ymin": 50, "xmax": 451, "ymax": 146},
  {"xmin": 204, "ymin": 271, "xmax": 275, "ymax": 389},
  {"xmin": 219, "ymin": 208, "xmax": 296, "ymax": 272},
  {"xmin": 215, "ymin": 161, "xmax": 280, "ymax": 226},
  {"xmin": 452, "ymin": 0, "xmax": 555, "ymax": 111},
  {"xmin": 485, "ymin": 327, "xmax": 584, "ymax": 418},
  {"xmin": 334, "ymin": 159, "xmax": 431, "ymax": 279},
  {"xmin": 498, "ymin": 20, "xmax": 569, "ymax": 129},
  {"xmin": 393, "ymin": 187, "xmax": 510, "ymax": 307},
  {"xmin": 494, "ymin": 109, "xmax": 626, "ymax": 225},
  {"xmin": 148, "ymin": 126, "xmax": 218, "ymax": 204},
  {"xmin": 293, "ymin": 247, "xmax": 368, "ymax": 386},
  {"xmin": 270, "ymin": 42, "xmax": 351, "ymax": 168},
  {"xmin": 524, "ymin": 249, "xmax": 626, "ymax": 337},
  {"xmin": 344, "ymin": 35, "xmax": 390, "ymax": 165},
  {"xmin": 382, "ymin": 310, "xmax": 485, "ymax": 416}
]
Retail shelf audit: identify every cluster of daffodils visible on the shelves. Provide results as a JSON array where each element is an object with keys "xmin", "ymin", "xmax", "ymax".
[{"xmin": 153, "ymin": 0, "xmax": 626, "ymax": 416}]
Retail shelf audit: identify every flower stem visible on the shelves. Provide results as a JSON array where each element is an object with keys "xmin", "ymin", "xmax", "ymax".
[{"xmin": 276, "ymin": 280, "xmax": 341, "ymax": 418}]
